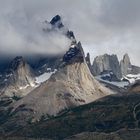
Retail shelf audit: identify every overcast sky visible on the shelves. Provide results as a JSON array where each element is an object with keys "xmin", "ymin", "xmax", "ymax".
[{"xmin": 0, "ymin": 0, "xmax": 140, "ymax": 65}]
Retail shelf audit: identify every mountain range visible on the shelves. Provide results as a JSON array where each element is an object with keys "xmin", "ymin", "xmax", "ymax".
[
  {"xmin": 0, "ymin": 15, "xmax": 140, "ymax": 140},
  {"xmin": 0, "ymin": 15, "xmax": 112, "ymax": 136},
  {"xmin": 91, "ymin": 53, "xmax": 140, "ymax": 80}
]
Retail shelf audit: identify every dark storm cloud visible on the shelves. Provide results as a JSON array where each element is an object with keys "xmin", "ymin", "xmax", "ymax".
[{"xmin": 0, "ymin": 0, "xmax": 140, "ymax": 65}]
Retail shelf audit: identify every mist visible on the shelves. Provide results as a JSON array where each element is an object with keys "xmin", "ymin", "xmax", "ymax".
[
  {"xmin": 0, "ymin": 0, "xmax": 71, "ymax": 56},
  {"xmin": 0, "ymin": 0, "xmax": 140, "ymax": 66}
]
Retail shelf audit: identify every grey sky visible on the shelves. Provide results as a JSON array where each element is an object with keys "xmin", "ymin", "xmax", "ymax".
[{"xmin": 0, "ymin": 0, "xmax": 140, "ymax": 65}]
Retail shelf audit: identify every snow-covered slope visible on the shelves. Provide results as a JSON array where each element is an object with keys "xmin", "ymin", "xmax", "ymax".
[
  {"xmin": 123, "ymin": 74, "xmax": 140, "ymax": 85},
  {"xmin": 95, "ymin": 73, "xmax": 140, "ymax": 90},
  {"xmin": 35, "ymin": 69, "xmax": 57, "ymax": 84},
  {"xmin": 96, "ymin": 75, "xmax": 129, "ymax": 88}
]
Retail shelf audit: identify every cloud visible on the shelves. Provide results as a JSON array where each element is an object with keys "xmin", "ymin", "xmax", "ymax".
[
  {"xmin": 0, "ymin": 0, "xmax": 71, "ymax": 56},
  {"xmin": 0, "ymin": 0, "xmax": 140, "ymax": 65}
]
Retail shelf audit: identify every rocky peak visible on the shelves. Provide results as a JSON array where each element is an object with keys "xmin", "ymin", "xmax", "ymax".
[
  {"xmin": 92, "ymin": 54, "xmax": 122, "ymax": 80},
  {"xmin": 0, "ymin": 56, "xmax": 36, "ymax": 97},
  {"xmin": 120, "ymin": 53, "xmax": 132, "ymax": 76},
  {"xmin": 85, "ymin": 53, "xmax": 91, "ymax": 65},
  {"xmin": 11, "ymin": 42, "xmax": 112, "ymax": 121},
  {"xmin": 122, "ymin": 53, "xmax": 131, "ymax": 65},
  {"xmin": 50, "ymin": 15, "xmax": 64, "ymax": 28},
  {"xmin": 66, "ymin": 30, "xmax": 76, "ymax": 41},
  {"xmin": 43, "ymin": 15, "xmax": 76, "ymax": 46},
  {"xmin": 38, "ymin": 15, "xmax": 77, "ymax": 74},
  {"xmin": 85, "ymin": 53, "xmax": 93, "ymax": 73},
  {"xmin": 63, "ymin": 42, "xmax": 85, "ymax": 64},
  {"xmin": 50, "ymin": 15, "xmax": 76, "ymax": 43},
  {"xmin": 9, "ymin": 56, "xmax": 25, "ymax": 71}
]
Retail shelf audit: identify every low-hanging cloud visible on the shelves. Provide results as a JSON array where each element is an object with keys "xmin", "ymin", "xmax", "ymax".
[
  {"xmin": 0, "ymin": 0, "xmax": 71, "ymax": 57},
  {"xmin": 0, "ymin": 0, "xmax": 140, "ymax": 66}
]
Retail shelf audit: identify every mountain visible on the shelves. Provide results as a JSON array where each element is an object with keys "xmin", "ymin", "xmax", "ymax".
[
  {"xmin": 33, "ymin": 15, "xmax": 77, "ymax": 75},
  {"xmin": 0, "ymin": 15, "xmax": 140, "ymax": 140},
  {"xmin": 50, "ymin": 15, "xmax": 64, "ymax": 28},
  {"xmin": 8, "ymin": 42, "xmax": 112, "ymax": 124},
  {"xmin": 92, "ymin": 54, "xmax": 122, "ymax": 80},
  {"xmin": 92, "ymin": 53, "xmax": 140, "ymax": 85},
  {"xmin": 120, "ymin": 54, "xmax": 140, "ymax": 76},
  {"xmin": 0, "ymin": 15, "xmax": 76, "ymax": 75},
  {"xmin": 43, "ymin": 15, "xmax": 76, "ymax": 44},
  {"xmin": 120, "ymin": 54, "xmax": 132, "ymax": 76},
  {"xmin": 120, "ymin": 54, "xmax": 140, "ymax": 85},
  {"xmin": 0, "ymin": 56, "xmax": 36, "ymax": 98}
]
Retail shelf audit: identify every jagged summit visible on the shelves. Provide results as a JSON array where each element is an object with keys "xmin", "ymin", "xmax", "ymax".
[
  {"xmin": 11, "ymin": 41, "xmax": 112, "ymax": 121},
  {"xmin": 0, "ymin": 15, "xmax": 114, "ymax": 133},
  {"xmin": 120, "ymin": 53, "xmax": 132, "ymax": 76},
  {"xmin": 85, "ymin": 52, "xmax": 93, "ymax": 74},
  {"xmin": 92, "ymin": 54, "xmax": 122, "ymax": 80},
  {"xmin": 0, "ymin": 57, "xmax": 36, "ymax": 98},
  {"xmin": 63, "ymin": 42, "xmax": 84, "ymax": 64},
  {"xmin": 9, "ymin": 56, "xmax": 26, "ymax": 71},
  {"xmin": 50, "ymin": 15, "xmax": 64, "ymax": 28},
  {"xmin": 0, "ymin": 15, "xmax": 113, "ymax": 121},
  {"xmin": 46, "ymin": 15, "xmax": 76, "ymax": 43},
  {"xmin": 66, "ymin": 30, "xmax": 76, "ymax": 42},
  {"xmin": 91, "ymin": 53, "xmax": 140, "ymax": 84},
  {"xmin": 123, "ymin": 53, "xmax": 130, "ymax": 61},
  {"xmin": 121, "ymin": 53, "xmax": 131, "ymax": 68}
]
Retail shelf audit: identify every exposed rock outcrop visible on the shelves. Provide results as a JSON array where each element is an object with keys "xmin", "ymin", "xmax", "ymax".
[
  {"xmin": 11, "ymin": 42, "xmax": 112, "ymax": 121},
  {"xmin": 120, "ymin": 54, "xmax": 132, "ymax": 76},
  {"xmin": 85, "ymin": 53, "xmax": 93, "ymax": 74},
  {"xmin": 92, "ymin": 54, "xmax": 122, "ymax": 80},
  {"xmin": 92, "ymin": 53, "xmax": 140, "ymax": 81},
  {"xmin": 0, "ymin": 56, "xmax": 36, "ymax": 97},
  {"xmin": 120, "ymin": 54, "xmax": 140, "ymax": 76},
  {"xmin": 35, "ymin": 15, "xmax": 76, "ymax": 75}
]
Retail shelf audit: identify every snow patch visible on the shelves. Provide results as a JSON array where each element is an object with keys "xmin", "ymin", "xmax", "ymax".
[
  {"xmin": 19, "ymin": 85, "xmax": 29, "ymax": 90},
  {"xmin": 96, "ymin": 76, "xmax": 129, "ymax": 88},
  {"xmin": 4, "ymin": 79, "xmax": 8, "ymax": 82},
  {"xmin": 123, "ymin": 74, "xmax": 140, "ymax": 84},
  {"xmin": 126, "ymin": 74, "xmax": 140, "ymax": 79},
  {"xmin": 35, "ymin": 69, "xmax": 57, "ymax": 84},
  {"xmin": 70, "ymin": 45, "xmax": 76, "ymax": 48}
]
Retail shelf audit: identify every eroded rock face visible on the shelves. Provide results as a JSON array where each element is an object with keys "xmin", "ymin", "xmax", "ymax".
[
  {"xmin": 120, "ymin": 54, "xmax": 140, "ymax": 76},
  {"xmin": 35, "ymin": 15, "xmax": 77, "ymax": 75},
  {"xmin": 92, "ymin": 54, "xmax": 122, "ymax": 80},
  {"xmin": 120, "ymin": 54, "xmax": 132, "ymax": 76},
  {"xmin": 0, "ymin": 56, "xmax": 36, "ymax": 98},
  {"xmin": 85, "ymin": 53, "xmax": 93, "ymax": 74},
  {"xmin": 11, "ymin": 42, "xmax": 112, "ymax": 122},
  {"xmin": 92, "ymin": 53, "xmax": 140, "ymax": 81},
  {"xmin": 50, "ymin": 15, "xmax": 64, "ymax": 28}
]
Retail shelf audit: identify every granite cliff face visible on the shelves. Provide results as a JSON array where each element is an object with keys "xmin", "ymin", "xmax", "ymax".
[
  {"xmin": 120, "ymin": 54, "xmax": 140, "ymax": 76},
  {"xmin": 85, "ymin": 53, "xmax": 93, "ymax": 74},
  {"xmin": 92, "ymin": 54, "xmax": 122, "ymax": 80},
  {"xmin": 92, "ymin": 53, "xmax": 140, "ymax": 81}
]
